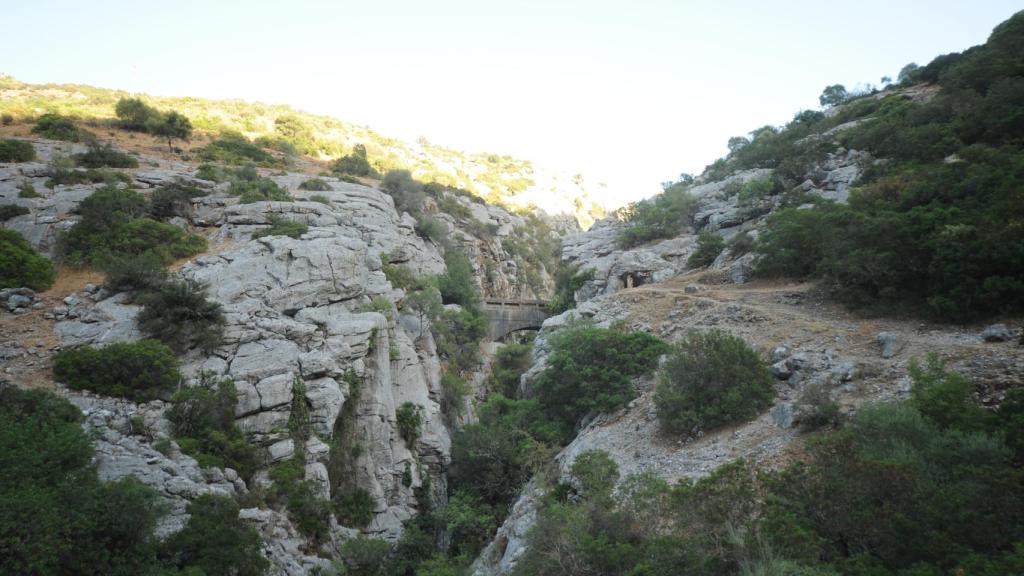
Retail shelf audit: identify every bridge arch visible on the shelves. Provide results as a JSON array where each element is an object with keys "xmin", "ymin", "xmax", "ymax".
[{"xmin": 481, "ymin": 299, "xmax": 551, "ymax": 341}]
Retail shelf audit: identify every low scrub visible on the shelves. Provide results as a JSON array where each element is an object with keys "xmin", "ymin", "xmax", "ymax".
[
  {"xmin": 298, "ymin": 177, "xmax": 331, "ymax": 191},
  {"xmin": 0, "ymin": 138, "xmax": 36, "ymax": 162},
  {"xmin": 31, "ymin": 112, "xmax": 89, "ymax": 142},
  {"xmin": 331, "ymin": 144, "xmax": 374, "ymax": 176},
  {"xmin": 199, "ymin": 132, "xmax": 281, "ymax": 167},
  {"xmin": 534, "ymin": 324, "xmax": 669, "ymax": 440},
  {"xmin": 655, "ymin": 329, "xmax": 774, "ymax": 435},
  {"xmin": 167, "ymin": 377, "xmax": 258, "ymax": 480},
  {"xmin": 0, "ymin": 204, "xmax": 29, "ymax": 221},
  {"xmin": 53, "ymin": 340, "xmax": 180, "ymax": 401},
  {"xmin": 149, "ymin": 180, "xmax": 208, "ymax": 219},
  {"xmin": 251, "ymin": 214, "xmax": 308, "ymax": 239},
  {"xmin": 396, "ymin": 402, "xmax": 424, "ymax": 445},
  {"xmin": 73, "ymin": 142, "xmax": 138, "ymax": 169},
  {"xmin": 687, "ymin": 230, "xmax": 725, "ymax": 268},
  {"xmin": 229, "ymin": 171, "xmax": 291, "ymax": 203},
  {"xmin": 59, "ymin": 186, "xmax": 206, "ymax": 267},
  {"xmin": 617, "ymin": 181, "xmax": 699, "ymax": 248},
  {"xmin": 0, "ymin": 228, "xmax": 55, "ymax": 290},
  {"xmin": 136, "ymin": 278, "xmax": 225, "ymax": 353}
]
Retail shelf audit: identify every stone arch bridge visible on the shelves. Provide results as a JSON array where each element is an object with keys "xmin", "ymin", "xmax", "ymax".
[{"xmin": 481, "ymin": 299, "xmax": 552, "ymax": 341}]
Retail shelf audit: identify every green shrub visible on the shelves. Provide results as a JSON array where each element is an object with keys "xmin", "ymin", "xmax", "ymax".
[
  {"xmin": 727, "ymin": 231, "xmax": 755, "ymax": 256},
  {"xmin": 150, "ymin": 111, "xmax": 193, "ymax": 152},
  {"xmin": 792, "ymin": 381, "xmax": 842, "ymax": 432},
  {"xmin": 0, "ymin": 228, "xmax": 54, "ymax": 290},
  {"xmin": 0, "ymin": 139, "xmax": 35, "ymax": 162},
  {"xmin": 433, "ymin": 306, "xmax": 487, "ymax": 373},
  {"xmin": 655, "ymin": 329, "xmax": 774, "ymax": 435},
  {"xmin": 309, "ymin": 194, "xmax": 330, "ymax": 205},
  {"xmin": 334, "ymin": 488, "xmax": 376, "ymax": 528},
  {"xmin": 909, "ymin": 353, "xmax": 989, "ymax": 433},
  {"xmin": 382, "ymin": 169, "xmax": 425, "ymax": 215},
  {"xmin": 73, "ymin": 142, "xmax": 139, "ymax": 168},
  {"xmin": 331, "ymin": 144, "xmax": 373, "ymax": 176},
  {"xmin": 167, "ymin": 377, "xmax": 258, "ymax": 480},
  {"xmin": 440, "ymin": 371, "xmax": 470, "ymax": 419},
  {"xmin": 17, "ymin": 180, "xmax": 39, "ymax": 198},
  {"xmin": 618, "ymin": 182, "xmax": 699, "ymax": 248},
  {"xmin": 298, "ymin": 177, "xmax": 331, "ymax": 191},
  {"xmin": 149, "ymin": 180, "xmax": 207, "ymax": 219},
  {"xmin": 136, "ymin": 278, "xmax": 225, "ymax": 353},
  {"xmin": 59, "ymin": 186, "xmax": 206, "ymax": 267},
  {"xmin": 534, "ymin": 324, "xmax": 669, "ymax": 440},
  {"xmin": 414, "ymin": 214, "xmax": 448, "ymax": 243},
  {"xmin": 115, "ymin": 97, "xmax": 161, "ymax": 132},
  {"xmin": 101, "ymin": 251, "xmax": 169, "ymax": 294},
  {"xmin": 339, "ymin": 536, "xmax": 390, "ymax": 574},
  {"xmin": 229, "ymin": 173, "xmax": 291, "ymax": 203},
  {"xmin": 162, "ymin": 493, "xmax": 269, "ymax": 576},
  {"xmin": 569, "ymin": 449, "xmax": 620, "ymax": 500},
  {"xmin": 0, "ymin": 204, "xmax": 29, "ymax": 221},
  {"xmin": 687, "ymin": 230, "xmax": 726, "ymax": 268},
  {"xmin": 195, "ymin": 163, "xmax": 232, "ymax": 182},
  {"xmin": 32, "ymin": 112, "xmax": 87, "ymax": 142},
  {"xmin": 437, "ymin": 250, "xmax": 479, "ymax": 310},
  {"xmin": 251, "ymin": 214, "xmax": 308, "ymax": 239},
  {"xmin": 549, "ymin": 264, "xmax": 594, "ymax": 314},
  {"xmin": 199, "ymin": 132, "xmax": 281, "ymax": 166},
  {"xmin": 396, "ymin": 402, "xmax": 424, "ymax": 445},
  {"xmin": 53, "ymin": 340, "xmax": 180, "ymax": 401},
  {"xmin": 488, "ymin": 342, "xmax": 533, "ymax": 397}
]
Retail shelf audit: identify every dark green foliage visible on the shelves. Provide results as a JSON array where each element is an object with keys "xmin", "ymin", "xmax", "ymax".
[
  {"xmin": 0, "ymin": 204, "xmax": 29, "ymax": 221},
  {"xmin": 149, "ymin": 180, "xmax": 207, "ymax": 220},
  {"xmin": 228, "ymin": 167, "xmax": 292, "ymax": 203},
  {"xmin": 449, "ymin": 395, "xmax": 558, "ymax": 510},
  {"xmin": 334, "ymin": 488, "xmax": 376, "ymax": 528},
  {"xmin": 0, "ymin": 229, "xmax": 54, "ymax": 290},
  {"xmin": 0, "ymin": 138, "xmax": 35, "ymax": 162},
  {"xmin": 195, "ymin": 163, "xmax": 232, "ymax": 182},
  {"xmin": 534, "ymin": 324, "xmax": 669, "ymax": 440},
  {"xmin": 437, "ymin": 249, "xmax": 479, "ymax": 310},
  {"xmin": 331, "ymin": 143, "xmax": 373, "ymax": 176},
  {"xmin": 101, "ymin": 251, "xmax": 169, "ymax": 294},
  {"xmin": 687, "ymin": 230, "xmax": 726, "ymax": 268},
  {"xmin": 17, "ymin": 180, "xmax": 39, "ymax": 197},
  {"xmin": 433, "ymin": 305, "xmax": 487, "ymax": 373},
  {"xmin": 251, "ymin": 214, "xmax": 308, "ymax": 239},
  {"xmin": 199, "ymin": 132, "xmax": 281, "ymax": 167},
  {"xmin": 909, "ymin": 353, "xmax": 990, "ymax": 433},
  {"xmin": 73, "ymin": 141, "xmax": 139, "ymax": 168},
  {"xmin": 298, "ymin": 177, "xmax": 331, "ymax": 191},
  {"xmin": 53, "ymin": 339, "xmax": 180, "ymax": 401},
  {"xmin": 655, "ymin": 329, "xmax": 774, "ymax": 435},
  {"xmin": 162, "ymin": 493, "xmax": 269, "ymax": 576},
  {"xmin": 136, "ymin": 278, "xmax": 225, "ymax": 353},
  {"xmin": 396, "ymin": 401, "xmax": 424, "ymax": 445},
  {"xmin": 0, "ymin": 386, "xmax": 268, "ymax": 575},
  {"xmin": 151, "ymin": 111, "xmax": 193, "ymax": 151},
  {"xmin": 59, "ymin": 186, "xmax": 207, "ymax": 267},
  {"xmin": 270, "ymin": 455, "xmax": 333, "ymax": 543},
  {"xmin": 414, "ymin": 214, "xmax": 448, "ymax": 243},
  {"xmin": 569, "ymin": 449, "xmax": 620, "ymax": 500},
  {"xmin": 32, "ymin": 112, "xmax": 88, "ymax": 141},
  {"xmin": 549, "ymin": 263, "xmax": 594, "ymax": 314},
  {"xmin": 381, "ymin": 169, "xmax": 425, "ymax": 215},
  {"xmin": 115, "ymin": 97, "xmax": 161, "ymax": 131},
  {"xmin": 440, "ymin": 371, "xmax": 470, "ymax": 419},
  {"xmin": 488, "ymin": 342, "xmax": 533, "ymax": 397},
  {"xmin": 818, "ymin": 84, "xmax": 849, "ymax": 108},
  {"xmin": 167, "ymin": 377, "xmax": 259, "ymax": 480},
  {"xmin": 792, "ymin": 381, "xmax": 842, "ymax": 432},
  {"xmin": 727, "ymin": 231, "xmax": 755, "ymax": 256},
  {"xmin": 618, "ymin": 181, "xmax": 699, "ymax": 247}
]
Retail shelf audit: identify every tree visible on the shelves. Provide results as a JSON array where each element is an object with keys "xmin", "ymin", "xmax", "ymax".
[
  {"xmin": 818, "ymin": 84, "xmax": 848, "ymax": 108},
  {"xmin": 151, "ymin": 111, "xmax": 193, "ymax": 152},
  {"xmin": 898, "ymin": 62, "xmax": 920, "ymax": 84},
  {"xmin": 727, "ymin": 136, "xmax": 750, "ymax": 154},
  {"xmin": 115, "ymin": 97, "xmax": 161, "ymax": 131}
]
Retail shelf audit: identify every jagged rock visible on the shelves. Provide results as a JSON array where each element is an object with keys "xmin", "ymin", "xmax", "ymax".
[
  {"xmin": 877, "ymin": 332, "xmax": 903, "ymax": 358},
  {"xmin": 305, "ymin": 377, "xmax": 346, "ymax": 437},
  {"xmin": 54, "ymin": 292, "xmax": 142, "ymax": 346},
  {"xmin": 981, "ymin": 324, "xmax": 1015, "ymax": 342}
]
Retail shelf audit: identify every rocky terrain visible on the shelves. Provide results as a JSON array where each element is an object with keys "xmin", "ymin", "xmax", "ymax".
[{"xmin": 0, "ymin": 136, "xmax": 562, "ymax": 574}]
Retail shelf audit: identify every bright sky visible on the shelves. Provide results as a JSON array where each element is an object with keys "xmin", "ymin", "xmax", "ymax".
[{"xmin": 2, "ymin": 1, "xmax": 1020, "ymax": 207}]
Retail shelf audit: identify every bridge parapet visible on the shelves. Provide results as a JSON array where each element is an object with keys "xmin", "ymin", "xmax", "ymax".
[{"xmin": 481, "ymin": 299, "xmax": 552, "ymax": 340}]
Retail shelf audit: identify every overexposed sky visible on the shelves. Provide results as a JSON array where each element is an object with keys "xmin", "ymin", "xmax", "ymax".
[{"xmin": 2, "ymin": 1, "xmax": 1020, "ymax": 206}]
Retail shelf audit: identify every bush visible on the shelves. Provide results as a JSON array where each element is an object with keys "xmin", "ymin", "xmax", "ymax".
[
  {"xmin": 309, "ymin": 194, "xmax": 330, "ymax": 205},
  {"xmin": 59, "ymin": 186, "xmax": 207, "ymax": 267},
  {"xmin": 53, "ymin": 340, "xmax": 180, "ymax": 401},
  {"xmin": 396, "ymin": 402, "xmax": 424, "ymax": 445},
  {"xmin": 489, "ymin": 342, "xmax": 533, "ymax": 397},
  {"xmin": 655, "ymin": 330, "xmax": 774, "ymax": 435},
  {"xmin": 73, "ymin": 142, "xmax": 139, "ymax": 168},
  {"xmin": 251, "ymin": 214, "xmax": 308, "ymax": 239},
  {"xmin": 0, "ymin": 139, "xmax": 35, "ymax": 162},
  {"xmin": 414, "ymin": 214, "xmax": 448, "ymax": 243},
  {"xmin": 149, "ymin": 180, "xmax": 207, "ymax": 220},
  {"xmin": 440, "ymin": 371, "xmax": 470, "ymax": 419},
  {"xmin": 618, "ymin": 182, "xmax": 700, "ymax": 247},
  {"xmin": 0, "ymin": 113, "xmax": 12, "ymax": 125},
  {"xmin": 32, "ymin": 112, "xmax": 87, "ymax": 142},
  {"xmin": 687, "ymin": 230, "xmax": 726, "ymax": 268},
  {"xmin": 534, "ymin": 324, "xmax": 669, "ymax": 439},
  {"xmin": 195, "ymin": 163, "xmax": 232, "ymax": 182},
  {"xmin": 167, "ymin": 377, "xmax": 259, "ymax": 480},
  {"xmin": 569, "ymin": 449, "xmax": 620, "ymax": 500},
  {"xmin": 331, "ymin": 143, "xmax": 373, "ymax": 176},
  {"xmin": 136, "ymin": 278, "xmax": 225, "ymax": 353},
  {"xmin": 199, "ymin": 133, "xmax": 280, "ymax": 167},
  {"xmin": 101, "ymin": 251, "xmax": 169, "ymax": 294},
  {"xmin": 0, "ymin": 228, "xmax": 54, "ymax": 290},
  {"xmin": 549, "ymin": 264, "xmax": 594, "ymax": 314},
  {"xmin": 0, "ymin": 204, "xmax": 29, "ymax": 221},
  {"xmin": 115, "ymin": 97, "xmax": 161, "ymax": 131},
  {"xmin": 229, "ymin": 172, "xmax": 291, "ymax": 203},
  {"xmin": 334, "ymin": 488, "xmax": 376, "ymax": 528},
  {"xmin": 298, "ymin": 177, "xmax": 331, "ymax": 191},
  {"xmin": 162, "ymin": 493, "xmax": 269, "ymax": 576},
  {"xmin": 792, "ymin": 381, "xmax": 842, "ymax": 431},
  {"xmin": 17, "ymin": 180, "xmax": 39, "ymax": 198},
  {"xmin": 437, "ymin": 250, "xmax": 479, "ymax": 309},
  {"xmin": 382, "ymin": 169, "xmax": 425, "ymax": 215}
]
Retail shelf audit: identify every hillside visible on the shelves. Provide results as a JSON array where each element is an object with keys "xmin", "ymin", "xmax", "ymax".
[
  {"xmin": 0, "ymin": 75, "xmax": 606, "ymax": 228},
  {"xmin": 1, "ymin": 9, "xmax": 1024, "ymax": 576}
]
